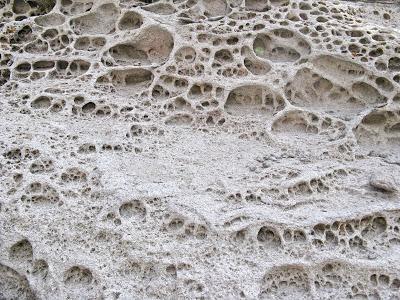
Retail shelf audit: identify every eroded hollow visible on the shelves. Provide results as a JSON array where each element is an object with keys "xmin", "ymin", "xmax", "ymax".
[
  {"xmin": 64, "ymin": 266, "xmax": 93, "ymax": 285},
  {"xmin": 70, "ymin": 3, "xmax": 119, "ymax": 35},
  {"xmin": 312, "ymin": 55, "xmax": 365, "ymax": 81},
  {"xmin": 352, "ymin": 82, "xmax": 386, "ymax": 105},
  {"xmin": 107, "ymin": 26, "xmax": 174, "ymax": 66},
  {"xmin": 272, "ymin": 110, "xmax": 346, "ymax": 143},
  {"xmin": 214, "ymin": 49, "xmax": 233, "ymax": 63},
  {"xmin": 175, "ymin": 46, "xmax": 196, "ymax": 63},
  {"xmin": 0, "ymin": 263, "xmax": 36, "ymax": 300},
  {"xmin": 285, "ymin": 68, "xmax": 369, "ymax": 117},
  {"xmin": 119, "ymin": 200, "xmax": 146, "ymax": 219},
  {"xmin": 257, "ymin": 226, "xmax": 282, "ymax": 248},
  {"xmin": 355, "ymin": 109, "xmax": 400, "ymax": 151},
  {"xmin": 13, "ymin": 0, "xmax": 56, "ymax": 16},
  {"xmin": 202, "ymin": 0, "xmax": 230, "ymax": 17},
  {"xmin": 118, "ymin": 11, "xmax": 143, "ymax": 31},
  {"xmin": 261, "ymin": 265, "xmax": 311, "ymax": 298},
  {"xmin": 96, "ymin": 68, "xmax": 154, "ymax": 94},
  {"xmin": 253, "ymin": 29, "xmax": 310, "ymax": 62},
  {"xmin": 142, "ymin": 3, "xmax": 176, "ymax": 15},
  {"xmin": 31, "ymin": 96, "xmax": 52, "ymax": 109},
  {"xmin": 225, "ymin": 85, "xmax": 284, "ymax": 117},
  {"xmin": 245, "ymin": 0, "xmax": 271, "ymax": 12},
  {"xmin": 244, "ymin": 57, "xmax": 271, "ymax": 75},
  {"xmin": 35, "ymin": 13, "xmax": 65, "ymax": 27},
  {"xmin": 9, "ymin": 239, "xmax": 33, "ymax": 260},
  {"xmin": 254, "ymin": 35, "xmax": 299, "ymax": 62}
]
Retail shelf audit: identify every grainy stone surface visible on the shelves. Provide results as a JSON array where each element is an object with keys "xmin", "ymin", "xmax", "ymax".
[
  {"xmin": 1, "ymin": 0, "xmax": 400, "ymax": 299},
  {"xmin": 370, "ymin": 172, "xmax": 398, "ymax": 193}
]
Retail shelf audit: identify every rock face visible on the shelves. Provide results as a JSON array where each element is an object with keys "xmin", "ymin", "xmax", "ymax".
[
  {"xmin": 1, "ymin": 0, "xmax": 400, "ymax": 298},
  {"xmin": 370, "ymin": 172, "xmax": 398, "ymax": 193}
]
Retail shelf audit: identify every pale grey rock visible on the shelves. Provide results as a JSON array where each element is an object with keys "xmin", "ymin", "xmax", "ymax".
[
  {"xmin": 370, "ymin": 172, "xmax": 398, "ymax": 193},
  {"xmin": 1, "ymin": 0, "xmax": 400, "ymax": 299}
]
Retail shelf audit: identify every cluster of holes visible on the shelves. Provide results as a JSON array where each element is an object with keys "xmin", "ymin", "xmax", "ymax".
[
  {"xmin": 21, "ymin": 181, "xmax": 60, "ymax": 204},
  {"xmin": 14, "ymin": 59, "xmax": 90, "ymax": 81},
  {"xmin": 164, "ymin": 214, "xmax": 208, "ymax": 240}
]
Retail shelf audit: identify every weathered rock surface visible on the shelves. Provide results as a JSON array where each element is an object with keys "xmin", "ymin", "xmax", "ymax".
[
  {"xmin": 1, "ymin": 0, "xmax": 400, "ymax": 298},
  {"xmin": 370, "ymin": 172, "xmax": 398, "ymax": 193}
]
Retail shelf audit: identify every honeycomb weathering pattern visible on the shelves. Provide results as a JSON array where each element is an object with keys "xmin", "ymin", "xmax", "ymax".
[{"xmin": 1, "ymin": 0, "xmax": 400, "ymax": 298}]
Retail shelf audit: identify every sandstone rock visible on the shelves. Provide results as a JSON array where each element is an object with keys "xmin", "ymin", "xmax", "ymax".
[
  {"xmin": 1, "ymin": 0, "xmax": 400, "ymax": 299},
  {"xmin": 370, "ymin": 173, "xmax": 398, "ymax": 193}
]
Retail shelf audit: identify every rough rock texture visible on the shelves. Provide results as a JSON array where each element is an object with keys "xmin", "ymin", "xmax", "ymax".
[{"xmin": 1, "ymin": 0, "xmax": 400, "ymax": 299}]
